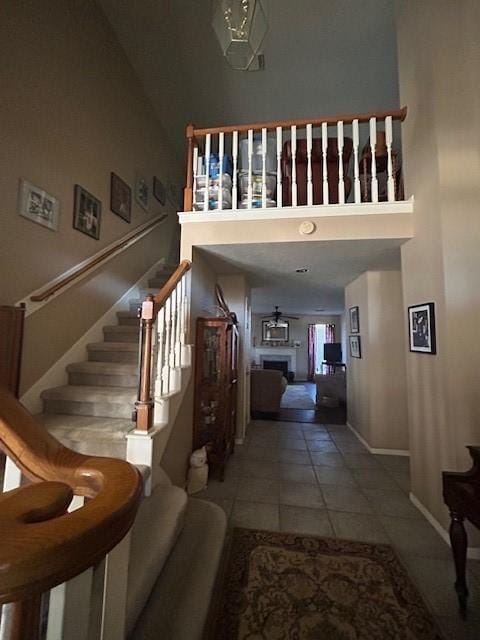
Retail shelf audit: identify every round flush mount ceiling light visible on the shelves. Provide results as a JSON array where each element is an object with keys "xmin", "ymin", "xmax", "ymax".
[{"xmin": 295, "ymin": 267, "xmax": 309, "ymax": 273}]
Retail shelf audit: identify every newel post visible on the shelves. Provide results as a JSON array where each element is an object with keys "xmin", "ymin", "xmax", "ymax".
[
  {"xmin": 183, "ymin": 124, "xmax": 195, "ymax": 212},
  {"xmin": 135, "ymin": 295, "xmax": 155, "ymax": 431}
]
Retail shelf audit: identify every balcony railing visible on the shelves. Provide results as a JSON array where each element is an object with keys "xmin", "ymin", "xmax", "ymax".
[{"xmin": 183, "ymin": 107, "xmax": 407, "ymax": 214}]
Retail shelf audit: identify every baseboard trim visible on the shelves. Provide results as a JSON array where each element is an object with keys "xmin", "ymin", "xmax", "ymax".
[
  {"xmin": 20, "ymin": 258, "xmax": 166, "ymax": 414},
  {"xmin": 409, "ymin": 492, "xmax": 480, "ymax": 560},
  {"xmin": 346, "ymin": 422, "xmax": 410, "ymax": 457}
]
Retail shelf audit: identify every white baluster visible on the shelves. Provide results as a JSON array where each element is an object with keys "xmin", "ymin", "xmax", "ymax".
[
  {"xmin": 204, "ymin": 134, "xmax": 211, "ymax": 211},
  {"xmin": 261, "ymin": 127, "xmax": 267, "ymax": 208},
  {"xmin": 385, "ymin": 116, "xmax": 395, "ymax": 202},
  {"xmin": 232, "ymin": 130, "xmax": 238, "ymax": 210},
  {"xmin": 352, "ymin": 118, "xmax": 361, "ymax": 203},
  {"xmin": 155, "ymin": 307, "xmax": 165, "ymax": 398},
  {"xmin": 218, "ymin": 132, "xmax": 224, "ymax": 210},
  {"xmin": 337, "ymin": 120, "xmax": 345, "ymax": 204},
  {"xmin": 306, "ymin": 123, "xmax": 313, "ymax": 206},
  {"xmin": 322, "ymin": 122, "xmax": 329, "ymax": 204},
  {"xmin": 276, "ymin": 126, "xmax": 282, "ymax": 208},
  {"xmin": 247, "ymin": 128, "xmax": 253, "ymax": 209},
  {"xmin": 170, "ymin": 288, "xmax": 177, "ymax": 374},
  {"xmin": 162, "ymin": 296, "xmax": 171, "ymax": 395},
  {"xmin": 175, "ymin": 282, "xmax": 182, "ymax": 367},
  {"xmin": 369, "ymin": 117, "xmax": 378, "ymax": 203},
  {"xmin": 192, "ymin": 145, "xmax": 198, "ymax": 209},
  {"xmin": 291, "ymin": 125, "xmax": 297, "ymax": 207}
]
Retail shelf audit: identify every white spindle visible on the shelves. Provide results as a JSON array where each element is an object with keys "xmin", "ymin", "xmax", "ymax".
[
  {"xmin": 385, "ymin": 116, "xmax": 395, "ymax": 202},
  {"xmin": 155, "ymin": 307, "xmax": 165, "ymax": 398},
  {"xmin": 306, "ymin": 124, "xmax": 313, "ymax": 206},
  {"xmin": 232, "ymin": 130, "xmax": 238, "ymax": 210},
  {"xmin": 170, "ymin": 288, "xmax": 177, "ymax": 375},
  {"xmin": 175, "ymin": 282, "xmax": 182, "ymax": 367},
  {"xmin": 162, "ymin": 296, "xmax": 171, "ymax": 394},
  {"xmin": 352, "ymin": 119, "xmax": 361, "ymax": 203},
  {"xmin": 321, "ymin": 122, "xmax": 329, "ymax": 204},
  {"xmin": 276, "ymin": 126, "xmax": 282, "ymax": 208},
  {"xmin": 337, "ymin": 120, "xmax": 345, "ymax": 204},
  {"xmin": 261, "ymin": 127, "xmax": 267, "ymax": 208},
  {"xmin": 369, "ymin": 117, "xmax": 378, "ymax": 203},
  {"xmin": 291, "ymin": 125, "xmax": 297, "ymax": 207},
  {"xmin": 204, "ymin": 134, "xmax": 211, "ymax": 212},
  {"xmin": 247, "ymin": 129, "xmax": 253, "ymax": 209},
  {"xmin": 218, "ymin": 132, "xmax": 224, "ymax": 210},
  {"xmin": 192, "ymin": 145, "xmax": 198, "ymax": 208}
]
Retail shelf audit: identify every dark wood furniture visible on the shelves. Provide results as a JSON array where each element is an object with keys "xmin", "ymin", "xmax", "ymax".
[
  {"xmin": 193, "ymin": 316, "xmax": 238, "ymax": 481},
  {"xmin": 0, "ymin": 304, "xmax": 26, "ymax": 397},
  {"xmin": 443, "ymin": 446, "xmax": 480, "ymax": 617},
  {"xmin": 359, "ymin": 132, "xmax": 404, "ymax": 202}
]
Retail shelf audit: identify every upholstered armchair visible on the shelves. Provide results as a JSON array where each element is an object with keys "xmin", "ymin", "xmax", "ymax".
[
  {"xmin": 282, "ymin": 137, "xmax": 353, "ymax": 206},
  {"xmin": 250, "ymin": 369, "xmax": 287, "ymax": 415}
]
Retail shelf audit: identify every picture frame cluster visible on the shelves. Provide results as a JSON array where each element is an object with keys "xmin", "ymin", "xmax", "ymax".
[
  {"xmin": 18, "ymin": 172, "xmax": 170, "ymax": 240},
  {"xmin": 348, "ymin": 306, "xmax": 361, "ymax": 359}
]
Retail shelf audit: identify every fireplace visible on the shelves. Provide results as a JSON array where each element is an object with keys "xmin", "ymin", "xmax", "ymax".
[{"xmin": 263, "ymin": 360, "xmax": 288, "ymax": 376}]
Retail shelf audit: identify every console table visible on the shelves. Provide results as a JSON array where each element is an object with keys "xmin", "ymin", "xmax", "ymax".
[{"xmin": 442, "ymin": 446, "xmax": 480, "ymax": 617}]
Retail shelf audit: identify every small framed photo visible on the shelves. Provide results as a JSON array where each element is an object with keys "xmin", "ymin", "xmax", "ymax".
[
  {"xmin": 110, "ymin": 173, "xmax": 131, "ymax": 222},
  {"xmin": 349, "ymin": 306, "xmax": 360, "ymax": 333},
  {"xmin": 73, "ymin": 185, "xmax": 101, "ymax": 239},
  {"xmin": 135, "ymin": 173, "xmax": 149, "ymax": 211},
  {"xmin": 349, "ymin": 335, "xmax": 362, "ymax": 358},
  {"xmin": 153, "ymin": 176, "xmax": 166, "ymax": 205},
  {"xmin": 18, "ymin": 179, "xmax": 59, "ymax": 231},
  {"xmin": 408, "ymin": 302, "xmax": 436, "ymax": 354}
]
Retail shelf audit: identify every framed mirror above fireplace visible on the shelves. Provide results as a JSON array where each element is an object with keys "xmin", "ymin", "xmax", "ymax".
[{"xmin": 262, "ymin": 320, "xmax": 289, "ymax": 342}]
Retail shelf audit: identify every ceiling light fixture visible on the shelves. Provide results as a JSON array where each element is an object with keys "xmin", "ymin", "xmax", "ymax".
[
  {"xmin": 212, "ymin": 0, "xmax": 268, "ymax": 71},
  {"xmin": 295, "ymin": 267, "xmax": 309, "ymax": 273}
]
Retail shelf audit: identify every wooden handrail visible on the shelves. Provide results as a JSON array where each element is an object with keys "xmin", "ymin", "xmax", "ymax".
[
  {"xmin": 30, "ymin": 215, "xmax": 167, "ymax": 303},
  {"xmin": 191, "ymin": 106, "xmax": 408, "ymax": 137},
  {"xmin": 135, "ymin": 259, "xmax": 192, "ymax": 431},
  {"xmin": 0, "ymin": 386, "xmax": 142, "ymax": 608}
]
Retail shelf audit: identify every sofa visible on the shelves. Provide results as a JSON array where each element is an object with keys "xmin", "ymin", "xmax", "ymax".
[
  {"xmin": 250, "ymin": 368, "xmax": 287, "ymax": 415},
  {"xmin": 314, "ymin": 370, "xmax": 346, "ymax": 406},
  {"xmin": 282, "ymin": 137, "xmax": 353, "ymax": 206}
]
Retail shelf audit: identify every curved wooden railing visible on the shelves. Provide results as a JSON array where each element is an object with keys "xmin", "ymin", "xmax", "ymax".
[
  {"xmin": 135, "ymin": 260, "xmax": 192, "ymax": 431},
  {"xmin": 30, "ymin": 214, "xmax": 167, "ymax": 303},
  {"xmin": 0, "ymin": 386, "xmax": 142, "ymax": 638},
  {"xmin": 183, "ymin": 107, "xmax": 408, "ymax": 211}
]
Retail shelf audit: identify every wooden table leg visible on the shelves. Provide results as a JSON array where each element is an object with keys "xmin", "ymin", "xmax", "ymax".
[
  {"xmin": 0, "ymin": 597, "xmax": 41, "ymax": 640},
  {"xmin": 449, "ymin": 511, "xmax": 469, "ymax": 617}
]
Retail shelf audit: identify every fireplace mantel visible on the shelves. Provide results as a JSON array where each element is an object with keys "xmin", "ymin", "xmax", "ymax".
[{"xmin": 252, "ymin": 346, "xmax": 298, "ymax": 373}]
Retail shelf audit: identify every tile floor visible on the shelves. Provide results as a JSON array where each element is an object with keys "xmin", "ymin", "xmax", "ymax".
[{"xmin": 197, "ymin": 419, "xmax": 480, "ymax": 640}]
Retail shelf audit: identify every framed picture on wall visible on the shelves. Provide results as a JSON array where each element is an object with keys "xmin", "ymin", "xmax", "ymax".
[
  {"xmin": 18, "ymin": 179, "xmax": 59, "ymax": 231},
  {"xmin": 349, "ymin": 335, "xmax": 362, "ymax": 358},
  {"xmin": 408, "ymin": 302, "xmax": 436, "ymax": 354},
  {"xmin": 73, "ymin": 184, "xmax": 101, "ymax": 240},
  {"xmin": 153, "ymin": 176, "xmax": 166, "ymax": 205},
  {"xmin": 110, "ymin": 172, "xmax": 131, "ymax": 222},
  {"xmin": 135, "ymin": 173, "xmax": 149, "ymax": 211},
  {"xmin": 349, "ymin": 306, "xmax": 360, "ymax": 333}
]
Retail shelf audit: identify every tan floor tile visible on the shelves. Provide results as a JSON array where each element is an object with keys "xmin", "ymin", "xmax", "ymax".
[
  {"xmin": 328, "ymin": 510, "xmax": 390, "ymax": 544},
  {"xmin": 279, "ymin": 506, "xmax": 333, "ymax": 537},
  {"xmin": 237, "ymin": 477, "xmax": 279, "ymax": 504},
  {"xmin": 279, "ymin": 481, "xmax": 324, "ymax": 508},
  {"xmin": 231, "ymin": 500, "xmax": 279, "ymax": 531}
]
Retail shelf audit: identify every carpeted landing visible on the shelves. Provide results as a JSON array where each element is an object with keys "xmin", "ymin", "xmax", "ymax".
[{"xmin": 206, "ymin": 528, "xmax": 443, "ymax": 640}]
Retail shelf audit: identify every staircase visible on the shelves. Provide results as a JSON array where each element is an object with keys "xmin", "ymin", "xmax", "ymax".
[{"xmin": 37, "ymin": 266, "xmax": 174, "ymax": 458}]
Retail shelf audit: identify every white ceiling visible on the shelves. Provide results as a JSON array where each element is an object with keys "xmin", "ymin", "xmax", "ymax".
[
  {"xmin": 99, "ymin": 0, "xmax": 400, "ymax": 158},
  {"xmin": 199, "ymin": 239, "xmax": 404, "ymax": 314}
]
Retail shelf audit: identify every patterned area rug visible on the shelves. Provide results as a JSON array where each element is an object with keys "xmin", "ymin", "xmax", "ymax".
[
  {"xmin": 207, "ymin": 528, "xmax": 443, "ymax": 640},
  {"xmin": 281, "ymin": 385, "xmax": 316, "ymax": 410}
]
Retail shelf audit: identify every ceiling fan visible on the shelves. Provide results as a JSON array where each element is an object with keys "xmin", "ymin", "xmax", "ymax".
[{"xmin": 262, "ymin": 306, "xmax": 299, "ymax": 324}]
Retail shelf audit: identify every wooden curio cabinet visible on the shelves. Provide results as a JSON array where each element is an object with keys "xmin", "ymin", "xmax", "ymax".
[{"xmin": 193, "ymin": 316, "xmax": 238, "ymax": 480}]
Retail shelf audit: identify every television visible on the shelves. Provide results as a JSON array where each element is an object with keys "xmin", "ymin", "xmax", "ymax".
[{"xmin": 324, "ymin": 342, "xmax": 342, "ymax": 363}]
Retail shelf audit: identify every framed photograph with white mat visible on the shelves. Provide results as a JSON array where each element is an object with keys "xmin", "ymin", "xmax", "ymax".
[
  {"xmin": 18, "ymin": 179, "xmax": 59, "ymax": 231},
  {"xmin": 349, "ymin": 335, "xmax": 362, "ymax": 359},
  {"xmin": 408, "ymin": 302, "xmax": 436, "ymax": 354}
]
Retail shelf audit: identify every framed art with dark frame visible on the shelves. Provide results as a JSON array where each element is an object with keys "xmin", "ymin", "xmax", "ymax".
[
  {"xmin": 153, "ymin": 176, "xmax": 166, "ymax": 205},
  {"xmin": 349, "ymin": 306, "xmax": 360, "ymax": 333},
  {"xmin": 73, "ymin": 185, "xmax": 101, "ymax": 240},
  {"xmin": 18, "ymin": 179, "xmax": 59, "ymax": 231},
  {"xmin": 110, "ymin": 172, "xmax": 131, "ymax": 222},
  {"xmin": 349, "ymin": 335, "xmax": 362, "ymax": 358},
  {"xmin": 408, "ymin": 302, "xmax": 436, "ymax": 354}
]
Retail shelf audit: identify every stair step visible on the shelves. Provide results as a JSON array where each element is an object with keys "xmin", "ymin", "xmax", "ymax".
[
  {"xmin": 103, "ymin": 325, "xmax": 140, "ymax": 343},
  {"xmin": 41, "ymin": 385, "xmax": 137, "ymax": 419},
  {"xmin": 117, "ymin": 310, "xmax": 140, "ymax": 326},
  {"xmin": 37, "ymin": 413, "xmax": 133, "ymax": 458},
  {"xmin": 129, "ymin": 299, "xmax": 144, "ymax": 313},
  {"xmin": 87, "ymin": 341, "xmax": 138, "ymax": 364},
  {"xmin": 67, "ymin": 361, "xmax": 139, "ymax": 387}
]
